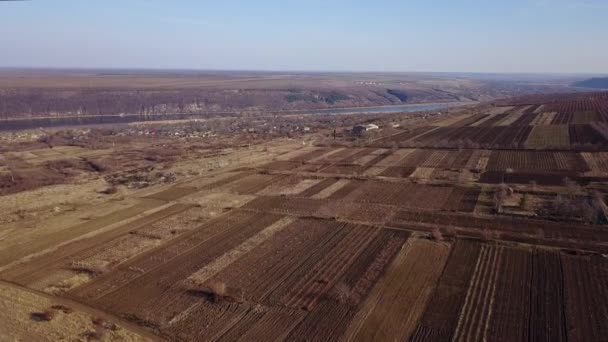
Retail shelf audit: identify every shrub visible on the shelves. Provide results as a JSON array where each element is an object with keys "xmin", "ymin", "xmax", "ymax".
[
  {"xmin": 332, "ymin": 283, "xmax": 351, "ymax": 304},
  {"xmin": 208, "ymin": 281, "xmax": 227, "ymax": 302},
  {"xmin": 31, "ymin": 311, "xmax": 55, "ymax": 322},
  {"xmin": 431, "ymin": 228, "xmax": 444, "ymax": 242}
]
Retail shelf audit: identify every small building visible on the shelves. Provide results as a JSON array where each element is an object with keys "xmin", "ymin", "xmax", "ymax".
[{"xmin": 352, "ymin": 123, "xmax": 380, "ymax": 136}]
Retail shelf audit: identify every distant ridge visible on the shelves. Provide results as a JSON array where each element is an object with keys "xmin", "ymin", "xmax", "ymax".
[{"xmin": 572, "ymin": 77, "xmax": 608, "ymax": 89}]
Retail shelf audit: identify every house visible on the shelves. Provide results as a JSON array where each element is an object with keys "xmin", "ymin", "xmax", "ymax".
[{"xmin": 352, "ymin": 123, "xmax": 380, "ymax": 136}]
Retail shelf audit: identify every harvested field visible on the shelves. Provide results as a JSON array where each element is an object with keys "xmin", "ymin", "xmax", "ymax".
[
  {"xmin": 529, "ymin": 249, "xmax": 568, "ymax": 342},
  {"xmin": 409, "ymin": 167, "xmax": 435, "ymax": 180},
  {"xmin": 533, "ymin": 112, "xmax": 557, "ymax": 125},
  {"xmin": 288, "ymin": 148, "xmax": 332, "ymax": 162},
  {"xmin": 465, "ymin": 149, "xmax": 491, "ymax": 172},
  {"xmin": 561, "ymin": 253, "xmax": 608, "ymax": 342},
  {"xmin": 297, "ymin": 177, "xmax": 340, "ymax": 197},
  {"xmin": 371, "ymin": 126, "xmax": 435, "ymax": 146},
  {"xmin": 206, "ymin": 218, "xmax": 344, "ymax": 303},
  {"xmin": 185, "ymin": 217, "xmax": 296, "ymax": 286},
  {"xmin": 486, "ymin": 150, "xmax": 576, "ymax": 171},
  {"xmin": 488, "ymin": 106, "xmax": 515, "ymax": 115},
  {"xmin": 420, "ymin": 150, "xmax": 450, "ymax": 168},
  {"xmin": 442, "ymin": 187, "xmax": 480, "ymax": 212},
  {"xmin": 434, "ymin": 114, "xmax": 471, "ymax": 127},
  {"xmin": 495, "ymin": 111, "xmax": 524, "ymax": 126},
  {"xmin": 452, "ymin": 244, "xmax": 504, "ymax": 342},
  {"xmin": 470, "ymin": 114, "xmax": 499, "ymax": 127},
  {"xmin": 373, "ymin": 148, "xmax": 414, "ymax": 167},
  {"xmin": 324, "ymin": 180, "xmax": 361, "ymax": 200},
  {"xmin": 344, "ymin": 238, "xmax": 450, "ymax": 341},
  {"xmin": 72, "ymin": 212, "xmax": 285, "ymax": 324},
  {"xmin": 336, "ymin": 202, "xmax": 397, "ymax": 224},
  {"xmin": 572, "ymin": 111, "xmax": 601, "ymax": 124},
  {"xmin": 485, "ymin": 246, "xmax": 533, "ymax": 341},
  {"xmin": 311, "ymin": 178, "xmax": 350, "ymax": 199},
  {"xmin": 524, "ymin": 125, "xmax": 570, "ymax": 149},
  {"xmin": 143, "ymin": 186, "xmax": 199, "ymax": 202},
  {"xmin": 257, "ymin": 178, "xmax": 321, "ymax": 196},
  {"xmin": 569, "ymin": 124, "xmax": 608, "ymax": 147},
  {"xmin": 220, "ymin": 173, "xmax": 287, "ymax": 194},
  {"xmin": 480, "ymin": 170, "xmax": 579, "ymax": 186},
  {"xmin": 411, "ymin": 239, "xmax": 482, "ymax": 341},
  {"xmin": 318, "ymin": 164, "xmax": 363, "ymax": 175},
  {"xmin": 581, "ymin": 152, "xmax": 608, "ymax": 174},
  {"xmin": 378, "ymin": 166, "xmax": 416, "ymax": 178},
  {"xmin": 280, "ymin": 225, "xmax": 379, "ymax": 310},
  {"xmin": 243, "ymin": 196, "xmax": 326, "ymax": 216},
  {"xmin": 399, "ymin": 149, "xmax": 433, "ymax": 168}
]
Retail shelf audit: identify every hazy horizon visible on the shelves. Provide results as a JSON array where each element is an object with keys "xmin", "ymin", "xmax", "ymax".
[{"xmin": 1, "ymin": 0, "xmax": 607, "ymax": 74}]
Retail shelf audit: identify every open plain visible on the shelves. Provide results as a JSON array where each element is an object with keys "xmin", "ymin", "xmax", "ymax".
[{"xmin": 1, "ymin": 89, "xmax": 608, "ymax": 341}]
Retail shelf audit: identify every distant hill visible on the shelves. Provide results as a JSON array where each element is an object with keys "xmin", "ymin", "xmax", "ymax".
[{"xmin": 572, "ymin": 77, "xmax": 608, "ymax": 89}]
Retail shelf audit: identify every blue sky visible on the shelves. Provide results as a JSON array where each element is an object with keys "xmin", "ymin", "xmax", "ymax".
[{"xmin": 0, "ymin": 0, "xmax": 606, "ymax": 73}]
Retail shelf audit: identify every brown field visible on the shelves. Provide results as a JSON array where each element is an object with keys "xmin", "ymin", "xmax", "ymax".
[
  {"xmin": 524, "ymin": 124, "xmax": 570, "ymax": 149},
  {"xmin": 2, "ymin": 90, "xmax": 608, "ymax": 341}
]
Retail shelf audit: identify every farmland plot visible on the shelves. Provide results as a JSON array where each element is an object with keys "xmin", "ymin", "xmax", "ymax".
[
  {"xmin": 391, "ymin": 184, "xmax": 453, "ymax": 210},
  {"xmin": 307, "ymin": 147, "xmax": 345, "ymax": 163},
  {"xmin": 310, "ymin": 179, "xmax": 352, "ymax": 199},
  {"xmin": 470, "ymin": 114, "xmax": 499, "ymax": 127},
  {"xmin": 378, "ymin": 166, "xmax": 416, "ymax": 178},
  {"xmin": 561, "ymin": 253, "xmax": 608, "ymax": 342},
  {"xmin": 467, "ymin": 150, "xmax": 492, "ymax": 172},
  {"xmin": 569, "ymin": 124, "xmax": 608, "ymax": 147},
  {"xmin": 442, "ymin": 188, "xmax": 480, "ymax": 212},
  {"xmin": 486, "ymin": 151, "xmax": 562, "ymax": 171},
  {"xmin": 285, "ymin": 230, "xmax": 409, "ymax": 341},
  {"xmin": 243, "ymin": 196, "xmax": 325, "ymax": 216},
  {"xmin": 343, "ymin": 238, "xmax": 450, "ymax": 342},
  {"xmin": 581, "ymin": 152, "xmax": 608, "ymax": 175},
  {"xmin": 257, "ymin": 178, "xmax": 321, "ymax": 196},
  {"xmin": 297, "ymin": 178, "xmax": 340, "ymax": 197},
  {"xmin": 220, "ymin": 173, "xmax": 288, "ymax": 195},
  {"xmin": 572, "ymin": 111, "xmax": 601, "ymax": 124},
  {"xmin": 488, "ymin": 106, "xmax": 515, "ymax": 115},
  {"xmin": 421, "ymin": 150, "xmax": 450, "ymax": 168},
  {"xmin": 532, "ymin": 112, "xmax": 557, "ymax": 125},
  {"xmin": 476, "ymin": 114, "xmax": 509, "ymax": 127},
  {"xmin": 280, "ymin": 225, "xmax": 380, "ymax": 310},
  {"xmin": 399, "ymin": 149, "xmax": 433, "ymax": 168},
  {"xmin": 275, "ymin": 146, "xmax": 320, "ymax": 161},
  {"xmin": 0, "ymin": 198, "xmax": 166, "ymax": 268},
  {"xmin": 411, "ymin": 239, "xmax": 482, "ymax": 342},
  {"xmin": 206, "ymin": 218, "xmax": 344, "ymax": 303},
  {"xmin": 524, "ymin": 125, "xmax": 570, "ymax": 149},
  {"xmin": 72, "ymin": 212, "xmax": 285, "ymax": 323},
  {"xmin": 485, "ymin": 247, "xmax": 533, "ymax": 342},
  {"xmin": 373, "ymin": 148, "xmax": 414, "ymax": 167},
  {"xmin": 409, "ymin": 167, "xmax": 435, "ymax": 180},
  {"xmin": 288, "ymin": 147, "xmax": 332, "ymax": 162},
  {"xmin": 529, "ymin": 249, "xmax": 568, "ymax": 342},
  {"xmin": 452, "ymin": 245, "xmax": 504, "ymax": 342},
  {"xmin": 433, "ymin": 114, "xmax": 471, "ymax": 127},
  {"xmin": 495, "ymin": 111, "xmax": 524, "ymax": 126}
]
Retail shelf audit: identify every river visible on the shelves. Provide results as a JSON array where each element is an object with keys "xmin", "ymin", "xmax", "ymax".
[{"xmin": 0, "ymin": 102, "xmax": 467, "ymax": 131}]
